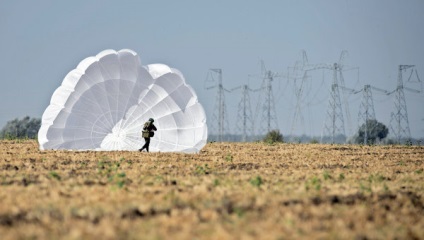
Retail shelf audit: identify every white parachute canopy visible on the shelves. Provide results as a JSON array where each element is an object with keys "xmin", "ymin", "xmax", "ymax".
[{"xmin": 38, "ymin": 49, "xmax": 208, "ymax": 153}]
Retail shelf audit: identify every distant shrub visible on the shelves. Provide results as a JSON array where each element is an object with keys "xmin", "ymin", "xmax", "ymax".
[
  {"xmin": 354, "ymin": 119, "xmax": 388, "ymax": 145},
  {"xmin": 263, "ymin": 130, "xmax": 283, "ymax": 144}
]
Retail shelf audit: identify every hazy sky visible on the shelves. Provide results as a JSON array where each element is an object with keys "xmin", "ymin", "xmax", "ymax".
[{"xmin": 1, "ymin": 0, "xmax": 423, "ymax": 138}]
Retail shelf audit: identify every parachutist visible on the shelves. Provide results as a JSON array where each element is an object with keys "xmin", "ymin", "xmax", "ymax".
[{"xmin": 139, "ymin": 118, "xmax": 157, "ymax": 152}]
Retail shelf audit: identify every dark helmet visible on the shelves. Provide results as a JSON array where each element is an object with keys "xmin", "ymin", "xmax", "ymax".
[{"xmin": 149, "ymin": 118, "xmax": 154, "ymax": 122}]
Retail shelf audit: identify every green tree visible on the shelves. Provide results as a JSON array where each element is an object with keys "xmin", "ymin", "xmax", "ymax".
[
  {"xmin": 263, "ymin": 129, "xmax": 284, "ymax": 144},
  {"xmin": 355, "ymin": 119, "xmax": 388, "ymax": 144},
  {"xmin": 0, "ymin": 116, "xmax": 41, "ymax": 139}
]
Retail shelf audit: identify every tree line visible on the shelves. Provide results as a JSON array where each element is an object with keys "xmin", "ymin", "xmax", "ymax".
[
  {"xmin": 1, "ymin": 116, "xmax": 422, "ymax": 145},
  {"xmin": 0, "ymin": 116, "xmax": 40, "ymax": 139}
]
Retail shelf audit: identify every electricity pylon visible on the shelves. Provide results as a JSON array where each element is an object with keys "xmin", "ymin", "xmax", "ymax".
[
  {"xmin": 287, "ymin": 51, "xmax": 357, "ymax": 143},
  {"xmin": 321, "ymin": 51, "xmax": 357, "ymax": 143},
  {"xmin": 389, "ymin": 65, "xmax": 420, "ymax": 143},
  {"xmin": 288, "ymin": 50, "xmax": 310, "ymax": 138},
  {"xmin": 358, "ymin": 85, "xmax": 376, "ymax": 123},
  {"xmin": 322, "ymin": 76, "xmax": 345, "ymax": 143},
  {"xmin": 357, "ymin": 85, "xmax": 388, "ymax": 144},
  {"xmin": 205, "ymin": 69, "xmax": 230, "ymax": 141},
  {"xmin": 256, "ymin": 62, "xmax": 279, "ymax": 136},
  {"xmin": 232, "ymin": 84, "xmax": 256, "ymax": 141}
]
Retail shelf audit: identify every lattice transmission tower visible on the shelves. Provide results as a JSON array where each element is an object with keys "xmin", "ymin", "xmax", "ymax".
[
  {"xmin": 288, "ymin": 50, "xmax": 310, "ymax": 138},
  {"xmin": 322, "ymin": 72, "xmax": 345, "ymax": 143},
  {"xmin": 389, "ymin": 65, "xmax": 420, "ymax": 143},
  {"xmin": 358, "ymin": 85, "xmax": 376, "ymax": 123},
  {"xmin": 286, "ymin": 51, "xmax": 357, "ymax": 142},
  {"xmin": 255, "ymin": 62, "xmax": 279, "ymax": 136},
  {"xmin": 321, "ymin": 51, "xmax": 357, "ymax": 143},
  {"xmin": 357, "ymin": 85, "xmax": 388, "ymax": 144},
  {"xmin": 205, "ymin": 69, "xmax": 230, "ymax": 141},
  {"xmin": 232, "ymin": 84, "xmax": 256, "ymax": 141}
]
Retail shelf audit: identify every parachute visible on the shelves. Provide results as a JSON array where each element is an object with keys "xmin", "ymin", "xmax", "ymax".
[{"xmin": 38, "ymin": 49, "xmax": 208, "ymax": 153}]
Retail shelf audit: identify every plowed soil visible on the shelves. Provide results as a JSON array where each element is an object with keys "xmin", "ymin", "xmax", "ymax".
[{"xmin": 0, "ymin": 140, "xmax": 423, "ymax": 239}]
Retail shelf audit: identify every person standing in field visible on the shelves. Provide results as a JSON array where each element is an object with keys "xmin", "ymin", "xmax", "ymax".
[{"xmin": 139, "ymin": 118, "xmax": 157, "ymax": 152}]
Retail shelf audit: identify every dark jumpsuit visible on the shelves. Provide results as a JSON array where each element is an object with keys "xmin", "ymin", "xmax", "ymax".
[{"xmin": 139, "ymin": 121, "xmax": 157, "ymax": 152}]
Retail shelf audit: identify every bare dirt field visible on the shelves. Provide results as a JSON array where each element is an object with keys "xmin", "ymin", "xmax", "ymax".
[{"xmin": 0, "ymin": 140, "xmax": 423, "ymax": 239}]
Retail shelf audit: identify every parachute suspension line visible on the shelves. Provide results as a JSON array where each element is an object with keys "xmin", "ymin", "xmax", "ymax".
[{"xmin": 97, "ymin": 62, "xmax": 118, "ymax": 128}]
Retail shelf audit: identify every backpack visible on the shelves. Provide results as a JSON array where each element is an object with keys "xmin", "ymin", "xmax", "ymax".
[
  {"xmin": 142, "ymin": 121, "xmax": 154, "ymax": 138},
  {"xmin": 143, "ymin": 121, "xmax": 150, "ymax": 130}
]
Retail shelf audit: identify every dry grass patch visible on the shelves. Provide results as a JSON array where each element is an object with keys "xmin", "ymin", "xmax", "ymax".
[{"xmin": 0, "ymin": 140, "xmax": 423, "ymax": 239}]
